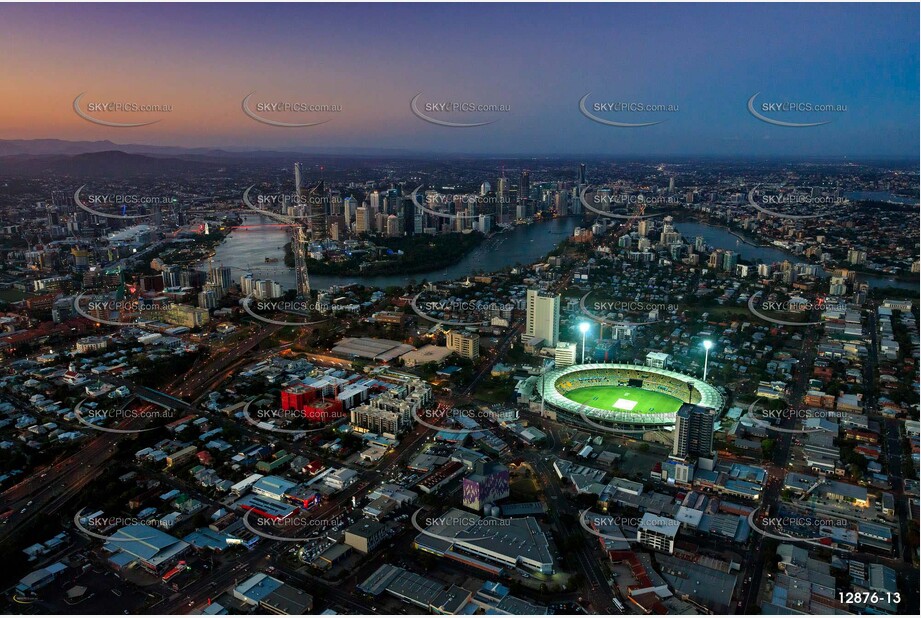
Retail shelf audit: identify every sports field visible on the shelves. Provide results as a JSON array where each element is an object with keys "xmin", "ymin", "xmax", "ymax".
[{"xmin": 562, "ymin": 386, "xmax": 684, "ymax": 415}]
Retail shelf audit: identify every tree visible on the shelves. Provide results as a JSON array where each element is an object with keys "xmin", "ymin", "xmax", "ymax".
[{"xmin": 761, "ymin": 438, "xmax": 776, "ymax": 459}]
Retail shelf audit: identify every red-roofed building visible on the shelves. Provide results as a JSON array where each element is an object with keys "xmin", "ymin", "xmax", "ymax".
[
  {"xmin": 281, "ymin": 384, "xmax": 346, "ymax": 422},
  {"xmin": 302, "ymin": 398, "xmax": 345, "ymax": 422},
  {"xmin": 281, "ymin": 384, "xmax": 318, "ymax": 410}
]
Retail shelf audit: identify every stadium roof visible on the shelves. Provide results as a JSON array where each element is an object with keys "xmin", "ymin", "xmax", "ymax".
[{"xmin": 537, "ymin": 363, "xmax": 724, "ymax": 427}]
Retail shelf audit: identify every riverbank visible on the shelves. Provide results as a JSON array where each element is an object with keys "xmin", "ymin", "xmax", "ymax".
[
  {"xmin": 200, "ymin": 215, "xmax": 580, "ymax": 290},
  {"xmin": 674, "ymin": 220, "xmax": 919, "ymax": 292},
  {"xmin": 285, "ymin": 231, "xmax": 486, "ymax": 276},
  {"xmin": 675, "ymin": 217, "xmax": 771, "ymax": 248}
]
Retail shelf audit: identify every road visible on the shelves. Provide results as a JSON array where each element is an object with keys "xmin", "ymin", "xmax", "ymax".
[
  {"xmin": 740, "ymin": 314, "xmax": 820, "ymax": 612},
  {"xmin": 0, "ymin": 324, "xmax": 282, "ymax": 548},
  {"xmin": 865, "ymin": 307, "xmax": 919, "ymax": 613}
]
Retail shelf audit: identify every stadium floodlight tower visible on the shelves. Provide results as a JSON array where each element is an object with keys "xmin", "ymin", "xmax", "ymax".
[
  {"xmin": 702, "ymin": 339, "xmax": 713, "ymax": 381},
  {"xmin": 579, "ymin": 321, "xmax": 591, "ymax": 364}
]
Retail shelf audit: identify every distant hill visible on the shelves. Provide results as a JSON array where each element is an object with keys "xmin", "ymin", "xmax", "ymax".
[
  {"xmin": 0, "ymin": 139, "xmax": 230, "ymax": 157},
  {"xmin": 0, "ymin": 138, "xmax": 428, "ymax": 159},
  {"xmin": 0, "ymin": 150, "xmax": 223, "ymax": 177}
]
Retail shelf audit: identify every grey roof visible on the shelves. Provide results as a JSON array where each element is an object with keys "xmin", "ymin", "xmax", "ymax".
[
  {"xmin": 345, "ymin": 517, "xmax": 386, "ymax": 540},
  {"xmin": 415, "ymin": 507, "xmax": 554, "ymax": 569},
  {"xmin": 103, "ymin": 524, "xmax": 189, "ymax": 568},
  {"xmin": 358, "ymin": 564, "xmax": 403, "ymax": 596},
  {"xmin": 657, "ymin": 554, "xmax": 738, "ymax": 613},
  {"xmin": 261, "ymin": 583, "xmax": 313, "ymax": 614},
  {"xmin": 431, "ymin": 585, "xmax": 471, "ymax": 614}
]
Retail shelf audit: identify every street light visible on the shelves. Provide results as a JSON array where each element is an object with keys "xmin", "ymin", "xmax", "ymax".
[
  {"xmin": 703, "ymin": 339, "xmax": 713, "ymax": 381},
  {"xmin": 579, "ymin": 322, "xmax": 590, "ymax": 364}
]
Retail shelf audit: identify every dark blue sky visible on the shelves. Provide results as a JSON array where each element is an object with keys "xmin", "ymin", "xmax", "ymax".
[{"xmin": 2, "ymin": 3, "xmax": 918, "ymax": 157}]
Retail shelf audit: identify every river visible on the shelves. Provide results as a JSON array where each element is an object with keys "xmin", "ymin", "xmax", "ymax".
[
  {"xmin": 199, "ymin": 214, "xmax": 916, "ymax": 293},
  {"xmin": 198, "ymin": 214, "xmax": 580, "ymax": 290},
  {"xmin": 845, "ymin": 191, "xmax": 918, "ymax": 206},
  {"xmin": 673, "ymin": 221, "xmax": 918, "ymax": 292}
]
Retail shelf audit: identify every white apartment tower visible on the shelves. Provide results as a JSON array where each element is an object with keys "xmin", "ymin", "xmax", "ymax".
[{"xmin": 526, "ymin": 289, "xmax": 560, "ymax": 347}]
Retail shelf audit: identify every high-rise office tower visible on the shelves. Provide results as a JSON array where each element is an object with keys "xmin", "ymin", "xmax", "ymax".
[
  {"xmin": 569, "ymin": 187, "xmax": 582, "ymax": 215},
  {"xmin": 526, "ymin": 289, "xmax": 560, "ymax": 347},
  {"xmin": 519, "ymin": 170, "xmax": 531, "ymax": 206},
  {"xmin": 343, "ymin": 196, "xmax": 357, "ymax": 228},
  {"xmin": 161, "ymin": 265, "xmax": 182, "ymax": 289},
  {"xmin": 402, "ymin": 196, "xmax": 415, "ymax": 235},
  {"xmin": 306, "ymin": 180, "xmax": 327, "ymax": 241},
  {"xmin": 578, "ymin": 163, "xmax": 587, "ymax": 185},
  {"xmin": 328, "ymin": 191, "xmax": 343, "ymax": 216},
  {"xmin": 672, "ymin": 404, "xmax": 716, "ymax": 459},
  {"xmin": 288, "ymin": 166, "xmax": 313, "ymax": 296},
  {"xmin": 355, "ymin": 206, "xmax": 371, "ymax": 234},
  {"xmin": 386, "ymin": 214, "xmax": 400, "ymax": 237},
  {"xmin": 496, "ymin": 176, "xmax": 508, "ymax": 223}
]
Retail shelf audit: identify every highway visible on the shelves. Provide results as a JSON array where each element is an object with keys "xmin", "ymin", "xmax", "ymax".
[{"xmin": 0, "ymin": 324, "xmax": 282, "ymax": 549}]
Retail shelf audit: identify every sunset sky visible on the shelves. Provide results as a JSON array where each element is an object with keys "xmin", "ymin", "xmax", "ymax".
[{"xmin": 1, "ymin": 2, "xmax": 917, "ymax": 157}]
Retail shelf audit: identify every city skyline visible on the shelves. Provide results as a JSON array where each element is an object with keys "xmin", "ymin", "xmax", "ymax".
[{"xmin": 0, "ymin": 3, "xmax": 917, "ymax": 616}]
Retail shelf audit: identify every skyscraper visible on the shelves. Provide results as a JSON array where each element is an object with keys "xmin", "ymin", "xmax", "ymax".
[
  {"xmin": 569, "ymin": 186, "xmax": 582, "ymax": 215},
  {"xmin": 672, "ymin": 404, "xmax": 716, "ymax": 460},
  {"xmin": 496, "ymin": 175, "xmax": 508, "ymax": 223},
  {"xmin": 294, "ymin": 163, "xmax": 303, "ymax": 197},
  {"xmin": 637, "ymin": 220, "xmax": 649, "ymax": 237},
  {"xmin": 343, "ymin": 196, "xmax": 357, "ymax": 229},
  {"xmin": 306, "ymin": 180, "xmax": 328, "ymax": 241},
  {"xmin": 240, "ymin": 273, "xmax": 254, "ymax": 296},
  {"xmin": 161, "ymin": 265, "xmax": 182, "ymax": 289},
  {"xmin": 578, "ymin": 163, "xmax": 587, "ymax": 185},
  {"xmin": 208, "ymin": 262, "xmax": 232, "ymax": 293},
  {"xmin": 289, "ymin": 166, "xmax": 312, "ymax": 296},
  {"xmin": 518, "ymin": 170, "xmax": 531, "ymax": 207},
  {"xmin": 355, "ymin": 206, "xmax": 371, "ymax": 234},
  {"xmin": 526, "ymin": 289, "xmax": 560, "ymax": 347},
  {"xmin": 402, "ymin": 195, "xmax": 415, "ymax": 235},
  {"xmin": 386, "ymin": 214, "xmax": 400, "ymax": 237}
]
